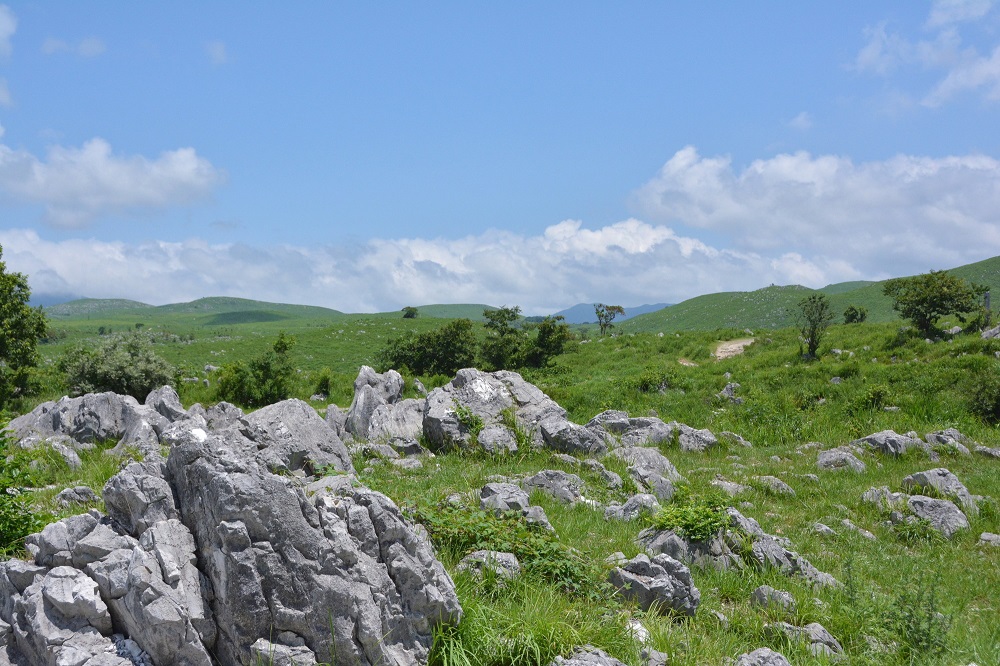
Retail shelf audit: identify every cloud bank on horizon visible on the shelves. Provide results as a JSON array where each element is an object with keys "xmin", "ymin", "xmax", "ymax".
[{"xmin": 1, "ymin": 1, "xmax": 999, "ymax": 314}]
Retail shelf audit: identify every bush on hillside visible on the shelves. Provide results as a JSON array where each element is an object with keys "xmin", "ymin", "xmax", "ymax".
[
  {"xmin": 216, "ymin": 332, "xmax": 296, "ymax": 408},
  {"xmin": 883, "ymin": 270, "xmax": 985, "ymax": 336},
  {"xmin": 377, "ymin": 319, "xmax": 478, "ymax": 377},
  {"xmin": 844, "ymin": 304, "xmax": 868, "ymax": 324},
  {"xmin": 59, "ymin": 331, "xmax": 175, "ymax": 400}
]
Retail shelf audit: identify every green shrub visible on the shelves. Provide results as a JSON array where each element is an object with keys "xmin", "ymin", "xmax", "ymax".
[
  {"xmin": 377, "ymin": 319, "xmax": 477, "ymax": 377},
  {"xmin": 969, "ymin": 366, "xmax": 1000, "ymax": 424},
  {"xmin": 650, "ymin": 492, "xmax": 730, "ymax": 541},
  {"xmin": 216, "ymin": 332, "xmax": 296, "ymax": 408},
  {"xmin": 59, "ymin": 331, "xmax": 175, "ymax": 400},
  {"xmin": 844, "ymin": 305, "xmax": 868, "ymax": 324}
]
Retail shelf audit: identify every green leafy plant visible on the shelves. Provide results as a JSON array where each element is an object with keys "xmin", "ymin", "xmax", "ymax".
[
  {"xmin": 453, "ymin": 401, "xmax": 485, "ymax": 445},
  {"xmin": 594, "ymin": 303, "xmax": 625, "ymax": 337},
  {"xmin": 650, "ymin": 492, "xmax": 730, "ymax": 541},
  {"xmin": 0, "ymin": 434, "xmax": 45, "ymax": 555},
  {"xmin": 891, "ymin": 517, "xmax": 945, "ymax": 545}
]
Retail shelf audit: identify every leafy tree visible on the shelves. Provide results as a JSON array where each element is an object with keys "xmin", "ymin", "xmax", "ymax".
[
  {"xmin": 377, "ymin": 319, "xmax": 477, "ymax": 376},
  {"xmin": 401, "ymin": 306, "xmax": 418, "ymax": 319},
  {"xmin": 524, "ymin": 315, "xmax": 573, "ymax": 368},
  {"xmin": 216, "ymin": 332, "xmax": 297, "ymax": 408},
  {"xmin": 843, "ymin": 305, "xmax": 868, "ymax": 324},
  {"xmin": 883, "ymin": 270, "xmax": 986, "ymax": 337},
  {"xmin": 594, "ymin": 303, "xmax": 625, "ymax": 336},
  {"xmin": 59, "ymin": 331, "xmax": 174, "ymax": 400},
  {"xmin": 0, "ymin": 245, "xmax": 48, "ymax": 409},
  {"xmin": 481, "ymin": 306, "xmax": 527, "ymax": 370},
  {"xmin": 798, "ymin": 293, "xmax": 834, "ymax": 359}
]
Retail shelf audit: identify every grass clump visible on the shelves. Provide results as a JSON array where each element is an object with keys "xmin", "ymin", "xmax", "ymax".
[{"xmin": 412, "ymin": 502, "xmax": 606, "ymax": 599}]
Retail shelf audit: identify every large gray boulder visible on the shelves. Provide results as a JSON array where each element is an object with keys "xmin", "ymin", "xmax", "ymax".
[
  {"xmin": 244, "ymin": 399, "xmax": 354, "ymax": 475},
  {"xmin": 367, "ymin": 399, "xmax": 425, "ymax": 442},
  {"xmin": 423, "ymin": 369, "xmax": 567, "ymax": 451},
  {"xmin": 817, "ymin": 447, "xmax": 866, "ymax": 473},
  {"xmin": 539, "ymin": 419, "xmax": 607, "ymax": 455},
  {"xmin": 852, "ymin": 430, "xmax": 928, "ymax": 456},
  {"xmin": 345, "ymin": 366, "xmax": 405, "ymax": 440},
  {"xmin": 1, "ymin": 394, "xmax": 460, "ymax": 666},
  {"xmin": 521, "ymin": 470, "xmax": 585, "ymax": 504},
  {"xmin": 907, "ymin": 495, "xmax": 970, "ymax": 538},
  {"xmin": 144, "ymin": 386, "xmax": 187, "ymax": 422},
  {"xmin": 639, "ymin": 508, "xmax": 837, "ymax": 588},
  {"xmin": 609, "ymin": 446, "xmax": 685, "ymax": 501},
  {"xmin": 667, "ymin": 421, "xmax": 718, "ymax": 452},
  {"xmin": 608, "ymin": 553, "xmax": 700, "ymax": 616},
  {"xmin": 166, "ymin": 425, "xmax": 460, "ymax": 666},
  {"xmin": 735, "ymin": 648, "xmax": 792, "ymax": 666},
  {"xmin": 902, "ymin": 468, "xmax": 978, "ymax": 514}
]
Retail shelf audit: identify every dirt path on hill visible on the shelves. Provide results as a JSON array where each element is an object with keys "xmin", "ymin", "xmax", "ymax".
[{"xmin": 715, "ymin": 338, "xmax": 755, "ymax": 360}]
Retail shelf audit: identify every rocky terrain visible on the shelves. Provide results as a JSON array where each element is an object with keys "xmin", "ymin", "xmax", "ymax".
[{"xmin": 1, "ymin": 367, "xmax": 996, "ymax": 665}]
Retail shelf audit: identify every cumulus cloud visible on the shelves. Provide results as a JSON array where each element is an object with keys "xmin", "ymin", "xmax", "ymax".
[
  {"xmin": 0, "ymin": 137, "xmax": 224, "ymax": 227},
  {"xmin": 42, "ymin": 36, "xmax": 106, "ymax": 57},
  {"xmin": 0, "ymin": 225, "xmax": 776, "ymax": 314},
  {"xmin": 631, "ymin": 146, "xmax": 1000, "ymax": 276},
  {"xmin": 0, "ymin": 5, "xmax": 14, "ymax": 58},
  {"xmin": 205, "ymin": 40, "xmax": 229, "ymax": 65},
  {"xmin": 3, "ymin": 145, "xmax": 998, "ymax": 314}
]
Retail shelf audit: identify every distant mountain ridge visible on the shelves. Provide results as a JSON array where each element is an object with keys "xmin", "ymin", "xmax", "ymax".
[{"xmin": 36, "ymin": 254, "xmax": 1000, "ymax": 332}]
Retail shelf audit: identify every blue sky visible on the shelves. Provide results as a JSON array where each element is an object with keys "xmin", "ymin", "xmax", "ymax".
[{"xmin": 1, "ymin": 1, "xmax": 999, "ymax": 313}]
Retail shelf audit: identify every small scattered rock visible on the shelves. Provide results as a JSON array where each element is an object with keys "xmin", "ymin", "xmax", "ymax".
[{"xmin": 750, "ymin": 585, "xmax": 796, "ymax": 613}]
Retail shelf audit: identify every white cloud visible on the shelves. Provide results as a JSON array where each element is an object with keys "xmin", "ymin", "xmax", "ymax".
[
  {"xmin": 42, "ymin": 36, "xmax": 105, "ymax": 57},
  {"xmin": 855, "ymin": 3, "xmax": 1000, "ymax": 106},
  {"xmin": 927, "ymin": 0, "xmax": 995, "ymax": 28},
  {"xmin": 924, "ymin": 44, "xmax": 1000, "ymax": 105},
  {"xmin": 0, "ymin": 137, "xmax": 224, "ymax": 227},
  {"xmin": 3, "ymin": 145, "xmax": 999, "ymax": 314},
  {"xmin": 0, "ymin": 77, "xmax": 11, "ymax": 107},
  {"xmin": 0, "ymin": 5, "xmax": 14, "ymax": 58},
  {"xmin": 632, "ymin": 146, "xmax": 1000, "ymax": 277},
  {"xmin": 205, "ymin": 40, "xmax": 229, "ymax": 65},
  {"xmin": 789, "ymin": 111, "xmax": 812, "ymax": 130}
]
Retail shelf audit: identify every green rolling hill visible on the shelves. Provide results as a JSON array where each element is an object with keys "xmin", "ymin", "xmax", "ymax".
[{"xmin": 623, "ymin": 255, "xmax": 1000, "ymax": 333}]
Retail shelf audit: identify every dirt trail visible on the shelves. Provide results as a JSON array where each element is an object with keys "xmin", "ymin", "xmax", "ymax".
[{"xmin": 715, "ymin": 338, "xmax": 755, "ymax": 360}]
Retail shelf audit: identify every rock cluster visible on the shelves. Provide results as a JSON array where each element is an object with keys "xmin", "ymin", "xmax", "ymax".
[{"xmin": 2, "ymin": 386, "xmax": 461, "ymax": 666}]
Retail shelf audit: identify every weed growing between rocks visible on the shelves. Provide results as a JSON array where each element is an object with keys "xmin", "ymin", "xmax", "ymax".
[
  {"xmin": 649, "ymin": 490, "xmax": 730, "ymax": 541},
  {"xmin": 411, "ymin": 502, "xmax": 607, "ymax": 599}
]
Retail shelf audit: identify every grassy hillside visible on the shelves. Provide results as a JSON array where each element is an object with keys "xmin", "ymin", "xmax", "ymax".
[
  {"xmin": 624, "ymin": 255, "xmax": 1000, "ymax": 334},
  {"xmin": 9, "ymin": 318, "xmax": 1000, "ymax": 666},
  {"xmin": 411, "ymin": 304, "xmax": 496, "ymax": 320},
  {"xmin": 45, "ymin": 298, "xmax": 154, "ymax": 318}
]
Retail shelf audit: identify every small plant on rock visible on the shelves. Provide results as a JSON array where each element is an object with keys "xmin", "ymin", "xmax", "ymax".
[{"xmin": 650, "ymin": 491, "xmax": 730, "ymax": 541}]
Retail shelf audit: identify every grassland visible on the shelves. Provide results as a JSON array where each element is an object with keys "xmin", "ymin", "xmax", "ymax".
[{"xmin": 9, "ymin": 258, "xmax": 1000, "ymax": 665}]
